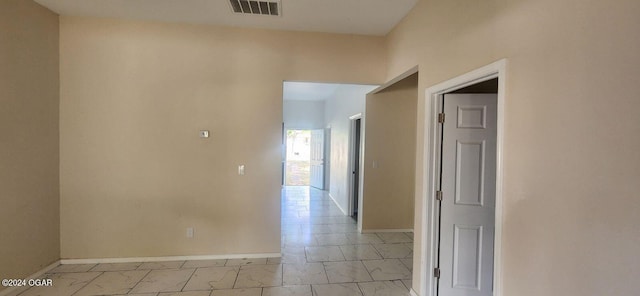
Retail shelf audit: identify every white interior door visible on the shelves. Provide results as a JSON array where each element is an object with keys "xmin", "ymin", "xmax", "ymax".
[
  {"xmin": 438, "ymin": 94, "xmax": 497, "ymax": 296},
  {"xmin": 310, "ymin": 129, "xmax": 324, "ymax": 189}
]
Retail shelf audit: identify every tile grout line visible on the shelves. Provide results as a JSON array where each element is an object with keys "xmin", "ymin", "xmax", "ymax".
[
  {"xmin": 68, "ymin": 269, "xmax": 103, "ymax": 296},
  {"xmin": 231, "ymin": 264, "xmax": 241, "ymax": 289},
  {"xmin": 128, "ymin": 268, "xmax": 152, "ymax": 294},
  {"xmin": 321, "ymin": 261, "xmax": 330, "ymax": 285},
  {"xmin": 399, "ymin": 278, "xmax": 411, "ymax": 291},
  {"xmin": 179, "ymin": 266, "xmax": 197, "ymax": 292},
  {"xmin": 361, "ymin": 259, "xmax": 377, "ymax": 282},
  {"xmin": 355, "ymin": 280, "xmax": 367, "ymax": 296},
  {"xmin": 133, "ymin": 269, "xmax": 153, "ymax": 293}
]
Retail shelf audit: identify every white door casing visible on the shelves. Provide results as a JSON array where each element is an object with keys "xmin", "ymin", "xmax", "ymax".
[
  {"xmin": 420, "ymin": 59, "xmax": 506, "ymax": 296},
  {"xmin": 310, "ymin": 129, "xmax": 325, "ymax": 189},
  {"xmin": 439, "ymin": 94, "xmax": 497, "ymax": 296}
]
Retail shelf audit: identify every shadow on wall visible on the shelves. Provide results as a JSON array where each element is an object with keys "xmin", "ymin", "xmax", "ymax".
[{"xmin": 361, "ymin": 72, "xmax": 418, "ymax": 231}]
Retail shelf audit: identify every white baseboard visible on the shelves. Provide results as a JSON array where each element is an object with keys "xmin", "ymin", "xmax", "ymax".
[
  {"xmin": 361, "ymin": 229, "xmax": 414, "ymax": 233},
  {"xmin": 0, "ymin": 260, "xmax": 60, "ymax": 296},
  {"xmin": 409, "ymin": 288, "xmax": 420, "ymax": 296},
  {"xmin": 328, "ymin": 193, "xmax": 348, "ymax": 216},
  {"xmin": 60, "ymin": 252, "xmax": 281, "ymax": 265}
]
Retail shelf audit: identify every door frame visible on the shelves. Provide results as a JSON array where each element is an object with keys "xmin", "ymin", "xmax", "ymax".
[
  {"xmin": 348, "ymin": 113, "xmax": 365, "ymax": 232},
  {"xmin": 419, "ymin": 59, "xmax": 506, "ymax": 296}
]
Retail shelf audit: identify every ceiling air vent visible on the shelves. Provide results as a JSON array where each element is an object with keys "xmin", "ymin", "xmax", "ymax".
[{"xmin": 230, "ymin": 0, "xmax": 280, "ymax": 16}]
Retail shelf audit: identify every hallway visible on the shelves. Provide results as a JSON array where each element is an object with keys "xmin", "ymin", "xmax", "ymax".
[
  {"xmin": 15, "ymin": 187, "xmax": 413, "ymax": 296},
  {"xmin": 279, "ymin": 186, "xmax": 414, "ymax": 295}
]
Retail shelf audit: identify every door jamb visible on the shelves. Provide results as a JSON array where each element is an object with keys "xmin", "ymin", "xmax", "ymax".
[
  {"xmin": 420, "ymin": 59, "xmax": 506, "ymax": 296},
  {"xmin": 348, "ymin": 113, "xmax": 365, "ymax": 232}
]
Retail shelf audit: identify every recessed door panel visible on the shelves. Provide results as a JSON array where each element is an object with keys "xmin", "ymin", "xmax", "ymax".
[
  {"xmin": 452, "ymin": 225, "xmax": 483, "ymax": 290},
  {"xmin": 457, "ymin": 106, "xmax": 486, "ymax": 129},
  {"xmin": 455, "ymin": 141, "xmax": 485, "ymax": 206}
]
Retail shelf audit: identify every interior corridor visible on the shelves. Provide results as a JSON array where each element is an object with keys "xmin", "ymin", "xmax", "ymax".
[
  {"xmin": 279, "ymin": 186, "xmax": 414, "ymax": 295},
  {"xmin": 15, "ymin": 186, "xmax": 413, "ymax": 296}
]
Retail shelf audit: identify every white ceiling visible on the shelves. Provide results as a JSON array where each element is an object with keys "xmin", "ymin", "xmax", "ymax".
[
  {"xmin": 283, "ymin": 82, "xmax": 377, "ymax": 101},
  {"xmin": 34, "ymin": 0, "xmax": 418, "ymax": 36}
]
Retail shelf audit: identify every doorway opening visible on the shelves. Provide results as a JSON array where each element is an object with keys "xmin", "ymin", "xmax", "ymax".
[
  {"xmin": 420, "ymin": 60, "xmax": 506, "ymax": 296},
  {"xmin": 348, "ymin": 115, "xmax": 363, "ymax": 221},
  {"xmin": 284, "ymin": 128, "xmax": 326, "ymax": 188},
  {"xmin": 284, "ymin": 129, "xmax": 311, "ymax": 186},
  {"xmin": 281, "ymin": 81, "xmax": 378, "ymax": 235}
]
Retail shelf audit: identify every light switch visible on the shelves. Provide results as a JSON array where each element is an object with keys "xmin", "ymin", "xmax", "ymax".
[
  {"xmin": 238, "ymin": 165, "xmax": 245, "ymax": 175},
  {"xmin": 199, "ymin": 130, "xmax": 209, "ymax": 138}
]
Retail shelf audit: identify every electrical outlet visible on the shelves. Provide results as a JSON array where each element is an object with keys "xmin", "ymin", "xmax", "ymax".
[
  {"xmin": 199, "ymin": 130, "xmax": 209, "ymax": 138},
  {"xmin": 186, "ymin": 227, "xmax": 194, "ymax": 238}
]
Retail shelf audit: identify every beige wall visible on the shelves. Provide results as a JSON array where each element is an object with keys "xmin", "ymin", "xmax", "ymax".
[
  {"xmin": 362, "ymin": 73, "xmax": 417, "ymax": 230},
  {"xmin": 59, "ymin": 16, "xmax": 385, "ymax": 259},
  {"xmin": 0, "ymin": 0, "xmax": 60, "ymax": 285},
  {"xmin": 386, "ymin": 0, "xmax": 640, "ymax": 295}
]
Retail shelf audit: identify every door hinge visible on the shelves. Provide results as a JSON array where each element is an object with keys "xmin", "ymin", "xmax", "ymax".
[
  {"xmin": 438, "ymin": 113, "xmax": 445, "ymax": 123},
  {"xmin": 436, "ymin": 190, "xmax": 443, "ymax": 201},
  {"xmin": 434, "ymin": 267, "xmax": 441, "ymax": 279}
]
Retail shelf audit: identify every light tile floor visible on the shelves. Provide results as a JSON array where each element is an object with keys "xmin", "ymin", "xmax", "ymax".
[{"xmin": 17, "ymin": 186, "xmax": 413, "ymax": 296}]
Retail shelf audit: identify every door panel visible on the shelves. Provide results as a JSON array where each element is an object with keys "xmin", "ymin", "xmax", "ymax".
[
  {"xmin": 310, "ymin": 129, "xmax": 324, "ymax": 189},
  {"xmin": 439, "ymin": 94, "xmax": 496, "ymax": 296},
  {"xmin": 455, "ymin": 141, "xmax": 485, "ymax": 206},
  {"xmin": 452, "ymin": 225, "xmax": 482, "ymax": 290}
]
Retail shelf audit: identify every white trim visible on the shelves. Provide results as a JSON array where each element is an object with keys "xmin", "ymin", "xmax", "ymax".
[
  {"xmin": 328, "ymin": 193, "xmax": 348, "ymax": 216},
  {"xmin": 0, "ymin": 260, "xmax": 60, "ymax": 296},
  {"xmin": 420, "ymin": 59, "xmax": 506, "ymax": 296},
  {"xmin": 60, "ymin": 253, "xmax": 281, "ymax": 265},
  {"xmin": 361, "ymin": 228, "xmax": 413, "ymax": 233},
  {"xmin": 370, "ymin": 66, "xmax": 419, "ymax": 94},
  {"xmin": 410, "ymin": 288, "xmax": 420, "ymax": 296}
]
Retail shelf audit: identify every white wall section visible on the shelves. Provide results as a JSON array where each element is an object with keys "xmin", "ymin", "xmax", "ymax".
[
  {"xmin": 324, "ymin": 85, "xmax": 377, "ymax": 212},
  {"xmin": 283, "ymin": 100, "xmax": 325, "ymax": 130}
]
